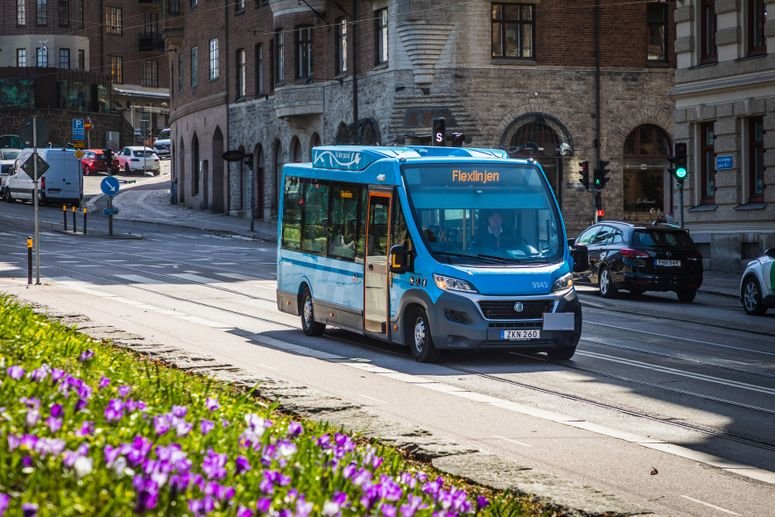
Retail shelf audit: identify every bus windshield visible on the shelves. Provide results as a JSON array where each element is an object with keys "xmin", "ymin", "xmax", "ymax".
[{"xmin": 402, "ymin": 163, "xmax": 563, "ymax": 266}]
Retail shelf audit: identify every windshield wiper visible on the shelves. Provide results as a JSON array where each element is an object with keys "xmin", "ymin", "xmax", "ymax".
[
  {"xmin": 432, "ymin": 251, "xmax": 506, "ymax": 264},
  {"xmin": 474, "ymin": 253, "xmax": 511, "ymax": 263}
]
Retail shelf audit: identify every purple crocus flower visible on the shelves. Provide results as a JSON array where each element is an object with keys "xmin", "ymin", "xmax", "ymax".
[
  {"xmin": 118, "ymin": 385, "xmax": 132, "ymax": 398},
  {"xmin": 21, "ymin": 503, "xmax": 38, "ymax": 517},
  {"xmin": 175, "ymin": 420, "xmax": 192, "ymax": 437},
  {"xmin": 46, "ymin": 416, "xmax": 62, "ymax": 433},
  {"xmin": 476, "ymin": 495, "xmax": 489, "ymax": 509},
  {"xmin": 201, "ymin": 449, "xmax": 227, "ymax": 480},
  {"xmin": 7, "ymin": 365, "xmax": 24, "ymax": 380},
  {"xmin": 133, "ymin": 475, "xmax": 159, "ymax": 512},
  {"xmin": 256, "ymin": 498, "xmax": 272, "ymax": 513},
  {"xmin": 205, "ymin": 398, "xmax": 219, "ymax": 411},
  {"xmin": 236, "ymin": 505, "xmax": 254, "ymax": 517},
  {"xmin": 6, "ymin": 435, "xmax": 20, "ymax": 451},
  {"xmin": 51, "ymin": 368, "xmax": 66, "ymax": 382},
  {"xmin": 381, "ymin": 504, "xmax": 397, "ymax": 517},
  {"xmin": 287, "ymin": 421, "xmax": 303, "ymax": 437},
  {"xmin": 49, "ymin": 404, "xmax": 64, "ymax": 418},
  {"xmin": 199, "ymin": 419, "xmax": 215, "ymax": 436},
  {"xmin": 234, "ymin": 456, "xmax": 251, "ymax": 475},
  {"xmin": 171, "ymin": 405, "xmax": 187, "ymax": 418},
  {"xmin": 98, "ymin": 376, "xmax": 111, "ymax": 389},
  {"xmin": 153, "ymin": 415, "xmax": 171, "ymax": 436},
  {"xmin": 78, "ymin": 349, "xmax": 94, "ymax": 362},
  {"xmin": 77, "ymin": 421, "xmax": 94, "ymax": 437},
  {"xmin": 0, "ymin": 493, "xmax": 10, "ymax": 516},
  {"xmin": 28, "ymin": 364, "xmax": 51, "ymax": 382},
  {"xmin": 22, "ymin": 456, "xmax": 33, "ymax": 468},
  {"xmin": 26, "ymin": 409, "xmax": 40, "ymax": 428}
]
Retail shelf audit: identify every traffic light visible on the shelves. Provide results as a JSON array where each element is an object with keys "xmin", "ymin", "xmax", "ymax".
[
  {"xmin": 432, "ymin": 117, "xmax": 446, "ymax": 146},
  {"xmin": 673, "ymin": 142, "xmax": 688, "ymax": 184},
  {"xmin": 578, "ymin": 160, "xmax": 590, "ymax": 189},
  {"xmin": 594, "ymin": 160, "xmax": 610, "ymax": 189},
  {"xmin": 450, "ymin": 132, "xmax": 465, "ymax": 147}
]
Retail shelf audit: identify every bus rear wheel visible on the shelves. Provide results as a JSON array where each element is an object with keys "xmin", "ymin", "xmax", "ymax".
[
  {"xmin": 300, "ymin": 286, "xmax": 325, "ymax": 336},
  {"xmin": 407, "ymin": 307, "xmax": 439, "ymax": 363}
]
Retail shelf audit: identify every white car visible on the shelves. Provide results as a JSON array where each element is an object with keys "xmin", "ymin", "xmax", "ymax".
[
  {"xmin": 740, "ymin": 248, "xmax": 775, "ymax": 315},
  {"xmin": 153, "ymin": 128, "xmax": 171, "ymax": 159},
  {"xmin": 0, "ymin": 148, "xmax": 21, "ymax": 199},
  {"xmin": 116, "ymin": 146, "xmax": 161, "ymax": 175}
]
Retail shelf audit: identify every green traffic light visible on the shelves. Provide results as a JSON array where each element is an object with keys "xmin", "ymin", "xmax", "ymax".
[{"xmin": 675, "ymin": 167, "xmax": 687, "ymax": 179}]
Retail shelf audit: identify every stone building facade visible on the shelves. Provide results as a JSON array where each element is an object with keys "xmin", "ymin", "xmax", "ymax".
[
  {"xmin": 673, "ymin": 0, "xmax": 775, "ymax": 271},
  {"xmin": 169, "ymin": 0, "xmax": 677, "ymax": 240}
]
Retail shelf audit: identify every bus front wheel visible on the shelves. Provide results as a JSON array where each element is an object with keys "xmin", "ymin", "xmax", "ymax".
[
  {"xmin": 300, "ymin": 286, "xmax": 325, "ymax": 336},
  {"xmin": 407, "ymin": 307, "xmax": 439, "ymax": 363}
]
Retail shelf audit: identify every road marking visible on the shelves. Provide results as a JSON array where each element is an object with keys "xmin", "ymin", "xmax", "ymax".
[
  {"xmin": 169, "ymin": 273, "xmax": 220, "ymax": 284},
  {"xmin": 679, "ymin": 495, "xmax": 739, "ymax": 515},
  {"xmin": 115, "ymin": 274, "xmax": 161, "ymax": 284},
  {"xmin": 579, "ymin": 350, "xmax": 775, "ymax": 396},
  {"xmin": 493, "ymin": 435, "xmax": 532, "ymax": 448},
  {"xmin": 215, "ymin": 272, "xmax": 260, "ymax": 281},
  {"xmin": 0, "ymin": 263, "xmax": 20, "ymax": 272},
  {"xmin": 359, "ymin": 394, "xmax": 387, "ymax": 404}
]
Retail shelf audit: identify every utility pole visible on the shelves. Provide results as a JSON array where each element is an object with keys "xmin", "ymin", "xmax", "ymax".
[{"xmin": 593, "ymin": 0, "xmax": 602, "ymax": 223}]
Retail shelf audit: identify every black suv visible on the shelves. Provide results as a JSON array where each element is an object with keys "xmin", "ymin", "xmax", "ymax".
[{"xmin": 572, "ymin": 221, "xmax": 703, "ymax": 302}]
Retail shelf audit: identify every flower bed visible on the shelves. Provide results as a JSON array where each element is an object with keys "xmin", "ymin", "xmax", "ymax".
[{"xmin": 0, "ymin": 297, "xmax": 543, "ymax": 516}]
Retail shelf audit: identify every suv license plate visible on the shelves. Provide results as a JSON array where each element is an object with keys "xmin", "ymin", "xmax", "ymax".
[
  {"xmin": 501, "ymin": 329, "xmax": 540, "ymax": 341},
  {"xmin": 655, "ymin": 259, "xmax": 681, "ymax": 267}
]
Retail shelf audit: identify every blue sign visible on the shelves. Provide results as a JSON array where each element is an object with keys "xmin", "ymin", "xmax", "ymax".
[
  {"xmin": 103, "ymin": 207, "xmax": 120, "ymax": 216},
  {"xmin": 72, "ymin": 119, "xmax": 85, "ymax": 140},
  {"xmin": 100, "ymin": 176, "xmax": 120, "ymax": 196},
  {"xmin": 716, "ymin": 155, "xmax": 733, "ymax": 170}
]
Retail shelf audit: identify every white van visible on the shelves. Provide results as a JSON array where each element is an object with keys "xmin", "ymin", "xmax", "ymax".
[{"xmin": 4, "ymin": 148, "xmax": 83, "ymax": 206}]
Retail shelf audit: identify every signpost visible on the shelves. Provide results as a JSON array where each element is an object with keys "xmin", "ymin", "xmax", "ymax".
[
  {"xmin": 101, "ymin": 176, "xmax": 120, "ymax": 236},
  {"xmin": 716, "ymin": 155, "xmax": 733, "ymax": 170},
  {"xmin": 72, "ymin": 118, "xmax": 85, "ymax": 149}
]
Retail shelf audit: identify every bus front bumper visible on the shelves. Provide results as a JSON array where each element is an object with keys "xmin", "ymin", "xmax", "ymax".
[{"xmin": 425, "ymin": 290, "xmax": 581, "ymax": 351}]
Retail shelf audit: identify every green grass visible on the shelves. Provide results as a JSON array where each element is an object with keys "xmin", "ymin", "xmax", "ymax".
[{"xmin": 0, "ymin": 295, "xmax": 557, "ymax": 516}]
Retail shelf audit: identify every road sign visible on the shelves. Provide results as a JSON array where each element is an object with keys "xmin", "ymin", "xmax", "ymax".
[
  {"xmin": 72, "ymin": 141, "xmax": 85, "ymax": 149},
  {"xmin": 20, "ymin": 153, "xmax": 49, "ymax": 180},
  {"xmin": 103, "ymin": 207, "xmax": 120, "ymax": 216},
  {"xmin": 72, "ymin": 118, "xmax": 85, "ymax": 141},
  {"xmin": 101, "ymin": 176, "xmax": 120, "ymax": 196},
  {"xmin": 84, "ymin": 119, "xmax": 93, "ymax": 131},
  {"xmin": 19, "ymin": 117, "xmax": 49, "ymax": 146},
  {"xmin": 73, "ymin": 149, "xmax": 85, "ymax": 160},
  {"xmin": 716, "ymin": 155, "xmax": 733, "ymax": 170}
]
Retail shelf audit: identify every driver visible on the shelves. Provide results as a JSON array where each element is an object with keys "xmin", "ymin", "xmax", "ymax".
[{"xmin": 475, "ymin": 212, "xmax": 515, "ymax": 250}]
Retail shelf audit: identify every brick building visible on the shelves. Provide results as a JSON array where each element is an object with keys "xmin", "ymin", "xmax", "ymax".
[
  {"xmin": 0, "ymin": 0, "xmax": 168, "ymax": 148},
  {"xmin": 167, "ymin": 0, "xmax": 677, "ymax": 239},
  {"xmin": 672, "ymin": 0, "xmax": 775, "ymax": 271}
]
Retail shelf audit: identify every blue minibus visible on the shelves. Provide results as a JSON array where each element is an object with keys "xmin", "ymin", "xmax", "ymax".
[{"xmin": 276, "ymin": 145, "xmax": 587, "ymax": 362}]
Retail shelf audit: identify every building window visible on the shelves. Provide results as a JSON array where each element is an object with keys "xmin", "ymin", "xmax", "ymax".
[
  {"xmin": 17, "ymin": 0, "xmax": 26, "ymax": 25},
  {"xmin": 168, "ymin": 0, "xmax": 180, "ymax": 15},
  {"xmin": 17, "ymin": 49, "xmax": 27, "ymax": 67},
  {"xmin": 236, "ymin": 48, "xmax": 246, "ymax": 98},
  {"xmin": 142, "ymin": 12, "xmax": 159, "ymax": 35},
  {"xmin": 700, "ymin": 122, "xmax": 715, "ymax": 204},
  {"xmin": 190, "ymin": 0, "xmax": 197, "ymax": 7},
  {"xmin": 110, "ymin": 55, "xmax": 123, "ymax": 83},
  {"xmin": 77, "ymin": 48, "xmax": 85, "ymax": 70},
  {"xmin": 296, "ymin": 26, "xmax": 312, "ymax": 80},
  {"xmin": 191, "ymin": 47, "xmax": 198, "ymax": 87},
  {"xmin": 37, "ymin": 0, "xmax": 47, "ymax": 25},
  {"xmin": 747, "ymin": 0, "xmax": 766, "ymax": 56},
  {"xmin": 274, "ymin": 30, "xmax": 285, "ymax": 84},
  {"xmin": 209, "ymin": 38, "xmax": 219, "ymax": 80},
  {"xmin": 647, "ymin": 3, "xmax": 667, "ymax": 61},
  {"xmin": 748, "ymin": 117, "xmax": 764, "ymax": 203},
  {"xmin": 335, "ymin": 17, "xmax": 348, "ymax": 75},
  {"xmin": 236, "ymin": 0, "xmax": 245, "ymax": 13},
  {"xmin": 58, "ymin": 0, "xmax": 69, "ymax": 26},
  {"xmin": 178, "ymin": 52, "xmax": 184, "ymax": 92},
  {"xmin": 255, "ymin": 43, "xmax": 264, "ymax": 95},
  {"xmin": 59, "ymin": 48, "xmax": 70, "ymax": 69},
  {"xmin": 143, "ymin": 60, "xmax": 159, "ymax": 87},
  {"xmin": 375, "ymin": 8, "xmax": 388, "ymax": 64},
  {"xmin": 36, "ymin": 47, "xmax": 48, "ymax": 67},
  {"xmin": 699, "ymin": 0, "xmax": 717, "ymax": 64},
  {"xmin": 105, "ymin": 7, "xmax": 122, "ymax": 34},
  {"xmin": 491, "ymin": 3, "xmax": 534, "ymax": 58}
]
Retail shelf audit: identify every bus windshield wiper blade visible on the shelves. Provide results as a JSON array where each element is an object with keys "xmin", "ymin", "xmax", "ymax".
[
  {"xmin": 474, "ymin": 253, "xmax": 510, "ymax": 263},
  {"xmin": 432, "ymin": 251, "xmax": 505, "ymax": 263}
]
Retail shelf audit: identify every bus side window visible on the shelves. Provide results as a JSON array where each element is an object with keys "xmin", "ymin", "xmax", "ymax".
[{"xmin": 392, "ymin": 199, "xmax": 413, "ymax": 263}]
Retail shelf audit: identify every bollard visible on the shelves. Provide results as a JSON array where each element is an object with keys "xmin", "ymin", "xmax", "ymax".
[
  {"xmin": 72, "ymin": 205, "xmax": 77, "ymax": 233},
  {"xmin": 27, "ymin": 236, "xmax": 33, "ymax": 285},
  {"xmin": 83, "ymin": 207, "xmax": 88, "ymax": 235},
  {"xmin": 63, "ymin": 205, "xmax": 68, "ymax": 232}
]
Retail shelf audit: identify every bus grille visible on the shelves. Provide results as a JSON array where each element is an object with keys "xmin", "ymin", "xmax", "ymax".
[{"xmin": 478, "ymin": 300, "xmax": 553, "ymax": 320}]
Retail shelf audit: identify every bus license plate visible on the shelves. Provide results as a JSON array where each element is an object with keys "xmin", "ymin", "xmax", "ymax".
[
  {"xmin": 655, "ymin": 259, "xmax": 681, "ymax": 267},
  {"xmin": 501, "ymin": 329, "xmax": 540, "ymax": 341}
]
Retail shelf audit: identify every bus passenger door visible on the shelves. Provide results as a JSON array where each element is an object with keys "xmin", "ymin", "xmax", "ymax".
[{"xmin": 364, "ymin": 192, "xmax": 391, "ymax": 335}]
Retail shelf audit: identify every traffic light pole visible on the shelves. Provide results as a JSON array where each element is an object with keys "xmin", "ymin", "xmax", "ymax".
[
  {"xmin": 32, "ymin": 116, "xmax": 41, "ymax": 285},
  {"xmin": 679, "ymin": 181, "xmax": 684, "ymax": 228}
]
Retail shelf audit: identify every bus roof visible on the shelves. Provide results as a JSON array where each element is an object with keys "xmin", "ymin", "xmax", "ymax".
[{"xmin": 310, "ymin": 145, "xmax": 518, "ymax": 173}]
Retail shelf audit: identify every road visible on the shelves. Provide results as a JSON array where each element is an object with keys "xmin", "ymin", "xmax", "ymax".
[{"xmin": 0, "ymin": 197, "xmax": 774, "ymax": 516}]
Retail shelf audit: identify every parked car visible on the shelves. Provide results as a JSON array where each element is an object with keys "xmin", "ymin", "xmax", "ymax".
[
  {"xmin": 116, "ymin": 146, "xmax": 161, "ymax": 175},
  {"xmin": 0, "ymin": 148, "xmax": 21, "ymax": 200},
  {"xmin": 153, "ymin": 128, "xmax": 171, "ymax": 159},
  {"xmin": 739, "ymin": 248, "xmax": 775, "ymax": 315},
  {"xmin": 5, "ymin": 148, "xmax": 83, "ymax": 206},
  {"xmin": 0, "ymin": 134, "xmax": 24, "ymax": 149},
  {"xmin": 81, "ymin": 149, "xmax": 118, "ymax": 175},
  {"xmin": 571, "ymin": 221, "xmax": 703, "ymax": 302}
]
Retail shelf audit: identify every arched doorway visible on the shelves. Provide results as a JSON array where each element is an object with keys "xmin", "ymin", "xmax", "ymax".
[
  {"xmin": 501, "ymin": 113, "xmax": 572, "ymax": 201},
  {"xmin": 191, "ymin": 133, "xmax": 200, "ymax": 200},
  {"xmin": 272, "ymin": 139, "xmax": 282, "ymax": 217},
  {"xmin": 290, "ymin": 136, "xmax": 302, "ymax": 163},
  {"xmin": 212, "ymin": 127, "xmax": 225, "ymax": 213},
  {"xmin": 178, "ymin": 138, "xmax": 186, "ymax": 204},
  {"xmin": 309, "ymin": 133, "xmax": 320, "ymax": 159},
  {"xmin": 253, "ymin": 144, "xmax": 264, "ymax": 219},
  {"xmin": 622, "ymin": 125, "xmax": 671, "ymax": 223}
]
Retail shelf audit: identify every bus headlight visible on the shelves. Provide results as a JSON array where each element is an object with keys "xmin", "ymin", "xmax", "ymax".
[
  {"xmin": 552, "ymin": 273, "xmax": 574, "ymax": 292},
  {"xmin": 433, "ymin": 274, "xmax": 478, "ymax": 293}
]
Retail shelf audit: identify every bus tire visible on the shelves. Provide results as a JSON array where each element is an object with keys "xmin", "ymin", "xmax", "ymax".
[
  {"xmin": 407, "ymin": 306, "xmax": 439, "ymax": 363},
  {"xmin": 299, "ymin": 286, "xmax": 325, "ymax": 336}
]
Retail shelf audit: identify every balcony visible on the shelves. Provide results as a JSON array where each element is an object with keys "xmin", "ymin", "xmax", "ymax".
[
  {"xmin": 139, "ymin": 32, "xmax": 164, "ymax": 52},
  {"xmin": 269, "ymin": 0, "xmax": 325, "ymax": 17},
  {"xmin": 162, "ymin": 19, "xmax": 184, "ymax": 51},
  {"xmin": 273, "ymin": 84, "xmax": 324, "ymax": 119},
  {"xmin": 138, "ymin": 0, "xmax": 162, "ymax": 11}
]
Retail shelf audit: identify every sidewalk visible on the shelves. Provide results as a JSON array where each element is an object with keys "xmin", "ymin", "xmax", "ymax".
[{"xmin": 87, "ymin": 179, "xmax": 741, "ymax": 300}]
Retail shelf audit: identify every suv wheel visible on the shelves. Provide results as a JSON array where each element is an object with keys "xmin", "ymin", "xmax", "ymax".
[
  {"xmin": 676, "ymin": 289, "xmax": 696, "ymax": 303},
  {"xmin": 598, "ymin": 268, "xmax": 618, "ymax": 298},
  {"xmin": 741, "ymin": 276, "xmax": 767, "ymax": 315}
]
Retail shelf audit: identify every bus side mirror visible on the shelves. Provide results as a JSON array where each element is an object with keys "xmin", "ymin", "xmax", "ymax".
[
  {"xmin": 571, "ymin": 243, "xmax": 589, "ymax": 272},
  {"xmin": 389, "ymin": 244, "xmax": 412, "ymax": 274}
]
